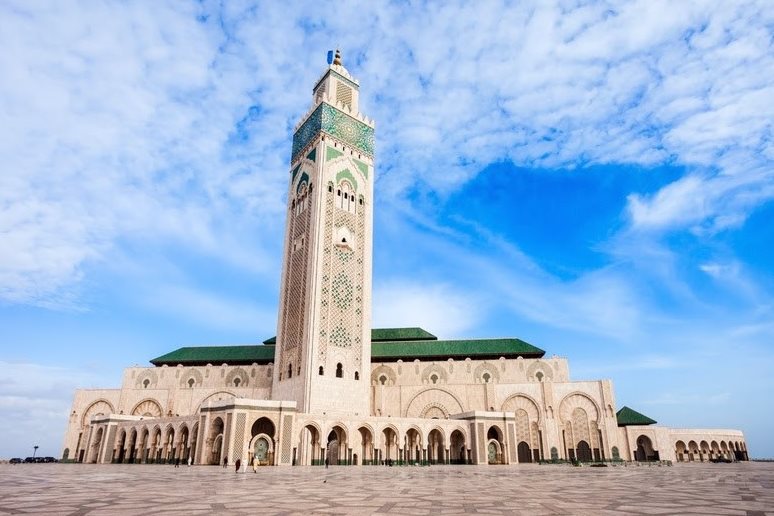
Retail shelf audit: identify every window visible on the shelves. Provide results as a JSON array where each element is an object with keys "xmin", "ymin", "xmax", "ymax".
[
  {"xmin": 336, "ymin": 181, "xmax": 356, "ymax": 213},
  {"xmin": 143, "ymin": 379, "xmax": 150, "ymax": 389},
  {"xmin": 483, "ymin": 372, "xmax": 491, "ymax": 383},
  {"xmin": 288, "ymin": 364, "xmax": 293, "ymax": 379},
  {"xmin": 354, "ymin": 371, "xmax": 359, "ymax": 380},
  {"xmin": 430, "ymin": 374, "xmax": 438, "ymax": 384},
  {"xmin": 233, "ymin": 378, "xmax": 241, "ymax": 388},
  {"xmin": 536, "ymin": 371, "xmax": 544, "ymax": 382},
  {"xmin": 379, "ymin": 375, "xmax": 387, "ymax": 385},
  {"xmin": 336, "ymin": 363, "xmax": 343, "ymax": 378},
  {"xmin": 319, "ymin": 366, "xmax": 324, "ymax": 376},
  {"xmin": 187, "ymin": 378, "xmax": 195, "ymax": 388},
  {"xmin": 328, "ymin": 184, "xmax": 333, "ymax": 192}
]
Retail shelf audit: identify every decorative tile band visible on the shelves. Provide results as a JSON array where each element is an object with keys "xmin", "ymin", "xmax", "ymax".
[{"xmin": 292, "ymin": 103, "xmax": 374, "ymax": 162}]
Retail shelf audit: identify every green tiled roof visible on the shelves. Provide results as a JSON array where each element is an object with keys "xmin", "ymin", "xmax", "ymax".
[
  {"xmin": 150, "ymin": 345, "xmax": 275, "ymax": 366},
  {"xmin": 372, "ymin": 338, "xmax": 544, "ymax": 361},
  {"xmin": 616, "ymin": 406, "xmax": 657, "ymax": 426},
  {"xmin": 370, "ymin": 327, "xmax": 437, "ymax": 342},
  {"xmin": 151, "ymin": 331, "xmax": 544, "ymax": 366}
]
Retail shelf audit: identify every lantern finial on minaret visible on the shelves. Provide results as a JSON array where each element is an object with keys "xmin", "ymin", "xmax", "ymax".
[{"xmin": 333, "ymin": 49, "xmax": 342, "ymax": 66}]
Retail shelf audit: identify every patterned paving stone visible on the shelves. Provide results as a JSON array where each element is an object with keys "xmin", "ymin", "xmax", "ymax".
[{"xmin": 0, "ymin": 463, "xmax": 772, "ymax": 515}]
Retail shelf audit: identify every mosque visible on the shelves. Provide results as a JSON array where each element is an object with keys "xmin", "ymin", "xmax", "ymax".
[{"xmin": 62, "ymin": 51, "xmax": 748, "ymax": 467}]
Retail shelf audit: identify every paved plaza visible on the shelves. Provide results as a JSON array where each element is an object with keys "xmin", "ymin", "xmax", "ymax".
[{"xmin": 0, "ymin": 462, "xmax": 772, "ymax": 515}]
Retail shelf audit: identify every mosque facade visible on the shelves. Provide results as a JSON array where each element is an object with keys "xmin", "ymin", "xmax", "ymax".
[{"xmin": 62, "ymin": 51, "xmax": 748, "ymax": 467}]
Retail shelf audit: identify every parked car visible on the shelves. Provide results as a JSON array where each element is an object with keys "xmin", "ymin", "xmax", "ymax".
[
  {"xmin": 9, "ymin": 458, "xmax": 22, "ymax": 464},
  {"xmin": 43, "ymin": 457, "xmax": 58, "ymax": 463},
  {"xmin": 24, "ymin": 457, "xmax": 35, "ymax": 463}
]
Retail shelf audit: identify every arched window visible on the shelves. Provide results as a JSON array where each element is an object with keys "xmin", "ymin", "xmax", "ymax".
[
  {"xmin": 536, "ymin": 371, "xmax": 544, "ymax": 382},
  {"xmin": 234, "ymin": 378, "xmax": 241, "ymax": 388},
  {"xmin": 187, "ymin": 378, "xmax": 195, "ymax": 388},
  {"xmin": 143, "ymin": 379, "xmax": 150, "ymax": 389},
  {"xmin": 319, "ymin": 366, "xmax": 324, "ymax": 376},
  {"xmin": 336, "ymin": 181, "xmax": 356, "ymax": 213},
  {"xmin": 354, "ymin": 371, "xmax": 359, "ymax": 380},
  {"xmin": 336, "ymin": 363, "xmax": 343, "ymax": 378},
  {"xmin": 379, "ymin": 375, "xmax": 387, "ymax": 385},
  {"xmin": 482, "ymin": 372, "xmax": 491, "ymax": 383},
  {"xmin": 430, "ymin": 374, "xmax": 438, "ymax": 384},
  {"xmin": 288, "ymin": 363, "xmax": 293, "ymax": 379}
]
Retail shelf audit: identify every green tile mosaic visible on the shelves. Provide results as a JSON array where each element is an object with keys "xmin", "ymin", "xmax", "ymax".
[
  {"xmin": 336, "ymin": 168, "xmax": 358, "ymax": 191},
  {"xmin": 353, "ymin": 159, "xmax": 369, "ymax": 179},
  {"xmin": 326, "ymin": 146, "xmax": 344, "ymax": 161},
  {"xmin": 292, "ymin": 103, "xmax": 374, "ymax": 162}
]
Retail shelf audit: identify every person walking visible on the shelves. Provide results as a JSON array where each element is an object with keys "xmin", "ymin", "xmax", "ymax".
[
  {"xmin": 188, "ymin": 456, "xmax": 192, "ymax": 467},
  {"xmin": 234, "ymin": 459, "xmax": 241, "ymax": 473},
  {"xmin": 252, "ymin": 457, "xmax": 257, "ymax": 473},
  {"xmin": 325, "ymin": 457, "xmax": 329, "ymax": 469},
  {"xmin": 174, "ymin": 457, "xmax": 179, "ymax": 468},
  {"xmin": 222, "ymin": 456, "xmax": 228, "ymax": 468}
]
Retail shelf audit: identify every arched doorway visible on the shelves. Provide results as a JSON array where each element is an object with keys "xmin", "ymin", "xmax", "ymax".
[
  {"xmin": 675, "ymin": 440, "xmax": 687, "ymax": 462},
  {"xmin": 178, "ymin": 426, "xmax": 190, "ymax": 462},
  {"xmin": 405, "ymin": 427, "xmax": 422, "ymax": 464},
  {"xmin": 576, "ymin": 440, "xmax": 592, "ymax": 462},
  {"xmin": 382, "ymin": 426, "xmax": 398, "ymax": 464},
  {"xmin": 127, "ymin": 429, "xmax": 138, "ymax": 463},
  {"xmin": 427, "ymin": 429, "xmax": 445, "ymax": 464},
  {"xmin": 450, "ymin": 430, "xmax": 466, "ymax": 464},
  {"xmin": 207, "ymin": 417, "xmax": 224, "ymax": 465},
  {"xmin": 328, "ymin": 425, "xmax": 348, "ymax": 465},
  {"xmin": 517, "ymin": 441, "xmax": 532, "ymax": 463},
  {"xmin": 635, "ymin": 435, "xmax": 657, "ymax": 461},
  {"xmin": 358, "ymin": 426, "xmax": 374, "ymax": 465},
  {"xmin": 115, "ymin": 430, "xmax": 127, "ymax": 463},
  {"xmin": 89, "ymin": 427, "xmax": 104, "ymax": 463},
  {"xmin": 700, "ymin": 440, "xmax": 710, "ymax": 462},
  {"xmin": 190, "ymin": 423, "xmax": 199, "ymax": 464},
  {"xmin": 250, "ymin": 417, "xmax": 276, "ymax": 466},
  {"xmin": 299, "ymin": 424, "xmax": 321, "ymax": 465},
  {"xmin": 139, "ymin": 428, "xmax": 150, "ymax": 463},
  {"xmin": 487, "ymin": 426, "xmax": 504, "ymax": 464}
]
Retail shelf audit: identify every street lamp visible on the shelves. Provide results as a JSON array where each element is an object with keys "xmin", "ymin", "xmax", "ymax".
[{"xmin": 33, "ymin": 445, "xmax": 39, "ymax": 460}]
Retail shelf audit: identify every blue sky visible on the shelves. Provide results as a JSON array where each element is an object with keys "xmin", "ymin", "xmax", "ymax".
[{"xmin": 1, "ymin": 0, "xmax": 773, "ymax": 459}]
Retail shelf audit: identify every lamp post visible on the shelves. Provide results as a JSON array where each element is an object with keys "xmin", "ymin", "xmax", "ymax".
[{"xmin": 33, "ymin": 445, "xmax": 39, "ymax": 460}]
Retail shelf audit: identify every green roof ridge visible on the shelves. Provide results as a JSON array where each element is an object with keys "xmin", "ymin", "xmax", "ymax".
[
  {"xmin": 616, "ymin": 406, "xmax": 657, "ymax": 426},
  {"xmin": 151, "ymin": 334, "xmax": 546, "ymax": 366},
  {"xmin": 372, "ymin": 337, "xmax": 544, "ymax": 360},
  {"xmin": 150, "ymin": 345, "xmax": 275, "ymax": 366}
]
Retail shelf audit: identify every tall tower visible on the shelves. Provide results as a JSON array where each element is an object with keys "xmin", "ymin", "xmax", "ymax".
[{"xmin": 272, "ymin": 50, "xmax": 374, "ymax": 417}]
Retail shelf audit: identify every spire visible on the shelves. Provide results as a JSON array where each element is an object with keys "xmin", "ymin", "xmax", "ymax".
[{"xmin": 333, "ymin": 49, "xmax": 342, "ymax": 66}]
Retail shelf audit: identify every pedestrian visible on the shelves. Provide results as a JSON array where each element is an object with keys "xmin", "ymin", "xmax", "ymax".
[
  {"xmin": 235, "ymin": 459, "xmax": 241, "ymax": 473},
  {"xmin": 174, "ymin": 457, "xmax": 179, "ymax": 468},
  {"xmin": 223, "ymin": 456, "xmax": 228, "ymax": 468},
  {"xmin": 252, "ymin": 457, "xmax": 257, "ymax": 473},
  {"xmin": 188, "ymin": 456, "xmax": 192, "ymax": 467},
  {"xmin": 325, "ymin": 457, "xmax": 329, "ymax": 469}
]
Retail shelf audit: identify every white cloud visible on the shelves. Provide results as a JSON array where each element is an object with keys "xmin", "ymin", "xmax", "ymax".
[
  {"xmin": 141, "ymin": 284, "xmax": 276, "ymax": 334},
  {"xmin": 1, "ymin": 0, "xmax": 773, "ymax": 308},
  {"xmin": 0, "ymin": 361, "xmax": 115, "ymax": 458},
  {"xmin": 373, "ymin": 281, "xmax": 482, "ymax": 339}
]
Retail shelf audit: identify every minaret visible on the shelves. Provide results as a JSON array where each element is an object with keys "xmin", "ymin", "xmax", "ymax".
[{"xmin": 272, "ymin": 50, "xmax": 375, "ymax": 417}]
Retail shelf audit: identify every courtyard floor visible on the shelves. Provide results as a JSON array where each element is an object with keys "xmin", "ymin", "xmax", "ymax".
[{"xmin": 0, "ymin": 462, "xmax": 772, "ymax": 515}]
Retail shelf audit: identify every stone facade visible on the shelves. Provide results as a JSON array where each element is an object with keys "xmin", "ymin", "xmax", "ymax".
[{"xmin": 62, "ymin": 51, "xmax": 749, "ymax": 467}]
